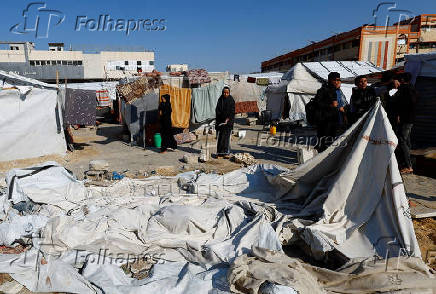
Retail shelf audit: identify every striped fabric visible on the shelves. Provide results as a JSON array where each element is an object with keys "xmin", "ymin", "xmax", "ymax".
[{"xmin": 96, "ymin": 89, "xmax": 111, "ymax": 107}]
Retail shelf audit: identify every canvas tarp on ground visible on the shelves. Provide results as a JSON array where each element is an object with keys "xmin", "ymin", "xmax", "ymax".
[
  {"xmin": 191, "ymin": 80, "xmax": 224, "ymax": 123},
  {"xmin": 159, "ymin": 84, "xmax": 192, "ymax": 128},
  {"xmin": 0, "ymin": 87, "xmax": 66, "ymax": 162}
]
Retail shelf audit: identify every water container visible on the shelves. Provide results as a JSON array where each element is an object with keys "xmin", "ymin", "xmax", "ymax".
[
  {"xmin": 154, "ymin": 133, "xmax": 162, "ymax": 148},
  {"xmin": 269, "ymin": 125, "xmax": 276, "ymax": 135}
]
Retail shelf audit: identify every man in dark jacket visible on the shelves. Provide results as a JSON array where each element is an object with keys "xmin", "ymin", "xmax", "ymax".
[
  {"xmin": 314, "ymin": 72, "xmax": 347, "ymax": 152},
  {"xmin": 395, "ymin": 72, "xmax": 417, "ymax": 174},
  {"xmin": 215, "ymin": 87, "xmax": 235, "ymax": 158},
  {"xmin": 350, "ymin": 75, "xmax": 377, "ymax": 123}
]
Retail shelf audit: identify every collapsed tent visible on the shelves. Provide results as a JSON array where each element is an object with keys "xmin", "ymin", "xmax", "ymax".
[
  {"xmin": 0, "ymin": 71, "xmax": 66, "ymax": 162},
  {"xmin": 405, "ymin": 52, "xmax": 436, "ymax": 148},
  {"xmin": 0, "ymin": 100, "xmax": 433, "ymax": 293},
  {"xmin": 266, "ymin": 61, "xmax": 382, "ymax": 123}
]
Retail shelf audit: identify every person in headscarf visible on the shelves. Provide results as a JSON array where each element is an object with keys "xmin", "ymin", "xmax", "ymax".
[
  {"xmin": 158, "ymin": 94, "xmax": 177, "ymax": 153},
  {"xmin": 215, "ymin": 87, "xmax": 235, "ymax": 158}
]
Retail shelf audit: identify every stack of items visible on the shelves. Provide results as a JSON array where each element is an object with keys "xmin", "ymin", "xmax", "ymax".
[
  {"xmin": 117, "ymin": 76, "xmax": 162, "ymax": 103},
  {"xmin": 185, "ymin": 69, "xmax": 211, "ymax": 85}
]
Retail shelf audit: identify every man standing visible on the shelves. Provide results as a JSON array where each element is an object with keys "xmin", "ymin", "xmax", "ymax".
[
  {"xmin": 350, "ymin": 75, "xmax": 377, "ymax": 123},
  {"xmin": 215, "ymin": 87, "xmax": 235, "ymax": 158},
  {"xmin": 314, "ymin": 72, "xmax": 347, "ymax": 152},
  {"xmin": 395, "ymin": 72, "xmax": 417, "ymax": 174}
]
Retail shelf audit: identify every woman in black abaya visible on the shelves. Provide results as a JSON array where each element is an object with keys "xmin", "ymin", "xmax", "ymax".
[
  {"xmin": 215, "ymin": 87, "xmax": 235, "ymax": 158},
  {"xmin": 159, "ymin": 94, "xmax": 177, "ymax": 153}
]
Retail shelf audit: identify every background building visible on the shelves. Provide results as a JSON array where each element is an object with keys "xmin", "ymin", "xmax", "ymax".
[
  {"xmin": 261, "ymin": 14, "xmax": 436, "ymax": 72},
  {"xmin": 166, "ymin": 64, "xmax": 188, "ymax": 72},
  {"xmin": 0, "ymin": 42, "xmax": 155, "ymax": 82}
]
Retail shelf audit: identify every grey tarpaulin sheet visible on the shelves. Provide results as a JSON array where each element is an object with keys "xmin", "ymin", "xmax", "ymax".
[{"xmin": 121, "ymin": 91, "xmax": 159, "ymax": 139}]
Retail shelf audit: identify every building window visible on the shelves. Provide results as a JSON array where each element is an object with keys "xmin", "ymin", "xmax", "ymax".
[
  {"xmin": 41, "ymin": 61, "xmax": 46, "ymax": 66},
  {"xmin": 67, "ymin": 61, "xmax": 73, "ymax": 65},
  {"xmin": 124, "ymin": 61, "xmax": 129, "ymax": 65},
  {"xmin": 30, "ymin": 61, "xmax": 35, "ymax": 66},
  {"xmin": 50, "ymin": 48, "xmax": 55, "ymax": 51},
  {"xmin": 51, "ymin": 61, "xmax": 56, "ymax": 65},
  {"xmin": 78, "ymin": 60, "xmax": 83, "ymax": 65},
  {"xmin": 35, "ymin": 61, "xmax": 40, "ymax": 66},
  {"xmin": 149, "ymin": 61, "xmax": 154, "ymax": 65},
  {"xmin": 137, "ymin": 61, "xmax": 142, "ymax": 65},
  {"xmin": 62, "ymin": 61, "xmax": 67, "ymax": 65},
  {"xmin": 57, "ymin": 60, "xmax": 61, "ymax": 65}
]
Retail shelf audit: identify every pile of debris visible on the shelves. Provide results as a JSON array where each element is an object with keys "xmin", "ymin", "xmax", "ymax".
[{"xmin": 232, "ymin": 152, "xmax": 257, "ymax": 166}]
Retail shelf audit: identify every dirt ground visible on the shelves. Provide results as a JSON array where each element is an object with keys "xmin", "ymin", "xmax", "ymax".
[{"xmin": 0, "ymin": 121, "xmax": 435, "ymax": 292}]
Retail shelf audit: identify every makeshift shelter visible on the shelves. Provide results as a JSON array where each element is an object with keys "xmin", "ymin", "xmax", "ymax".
[
  {"xmin": 405, "ymin": 52, "xmax": 436, "ymax": 148},
  {"xmin": 266, "ymin": 61, "xmax": 382, "ymax": 123},
  {"xmin": 227, "ymin": 80, "xmax": 266, "ymax": 114},
  {"xmin": 0, "ymin": 70, "xmax": 66, "ymax": 162}
]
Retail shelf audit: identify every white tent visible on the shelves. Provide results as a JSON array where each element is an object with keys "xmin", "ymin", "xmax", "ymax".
[
  {"xmin": 0, "ymin": 71, "xmax": 66, "ymax": 162},
  {"xmin": 266, "ymin": 61, "xmax": 382, "ymax": 122}
]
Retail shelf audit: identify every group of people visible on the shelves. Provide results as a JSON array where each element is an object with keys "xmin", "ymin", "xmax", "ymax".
[
  {"xmin": 158, "ymin": 87, "xmax": 235, "ymax": 158},
  {"xmin": 313, "ymin": 71, "xmax": 417, "ymax": 174}
]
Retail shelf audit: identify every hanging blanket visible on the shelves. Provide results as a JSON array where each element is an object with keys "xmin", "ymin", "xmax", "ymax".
[
  {"xmin": 159, "ymin": 84, "xmax": 192, "ymax": 128},
  {"xmin": 96, "ymin": 90, "xmax": 111, "ymax": 107},
  {"xmin": 191, "ymin": 80, "xmax": 224, "ymax": 123},
  {"xmin": 64, "ymin": 88, "xmax": 96, "ymax": 125}
]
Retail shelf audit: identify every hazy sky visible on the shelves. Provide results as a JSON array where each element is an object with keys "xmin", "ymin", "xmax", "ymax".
[{"xmin": 1, "ymin": 0, "xmax": 435, "ymax": 73}]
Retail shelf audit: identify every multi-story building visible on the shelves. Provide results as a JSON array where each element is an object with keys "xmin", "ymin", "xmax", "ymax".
[
  {"xmin": 166, "ymin": 64, "xmax": 188, "ymax": 72},
  {"xmin": 0, "ymin": 42, "xmax": 155, "ymax": 82},
  {"xmin": 261, "ymin": 14, "xmax": 436, "ymax": 72}
]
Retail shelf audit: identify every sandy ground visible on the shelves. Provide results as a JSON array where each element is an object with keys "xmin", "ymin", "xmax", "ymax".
[{"xmin": 0, "ymin": 121, "xmax": 435, "ymax": 292}]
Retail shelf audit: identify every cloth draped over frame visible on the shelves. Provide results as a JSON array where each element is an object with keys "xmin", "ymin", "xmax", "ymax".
[
  {"xmin": 159, "ymin": 84, "xmax": 192, "ymax": 128},
  {"xmin": 191, "ymin": 80, "xmax": 224, "ymax": 123},
  {"xmin": 96, "ymin": 89, "xmax": 111, "ymax": 107},
  {"xmin": 120, "ymin": 91, "xmax": 159, "ymax": 139},
  {"xmin": 64, "ymin": 88, "xmax": 96, "ymax": 126},
  {"xmin": 117, "ymin": 76, "xmax": 162, "ymax": 103},
  {"xmin": 227, "ymin": 80, "xmax": 264, "ymax": 113}
]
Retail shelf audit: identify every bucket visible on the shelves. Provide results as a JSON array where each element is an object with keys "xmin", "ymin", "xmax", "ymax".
[
  {"xmin": 269, "ymin": 125, "xmax": 276, "ymax": 136},
  {"xmin": 154, "ymin": 133, "xmax": 162, "ymax": 148}
]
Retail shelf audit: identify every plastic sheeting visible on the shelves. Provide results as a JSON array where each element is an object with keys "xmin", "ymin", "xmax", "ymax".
[
  {"xmin": 405, "ymin": 52, "xmax": 436, "ymax": 84},
  {"xmin": 276, "ymin": 101, "xmax": 421, "ymax": 260},
  {"xmin": 0, "ymin": 88, "xmax": 67, "ymax": 162}
]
